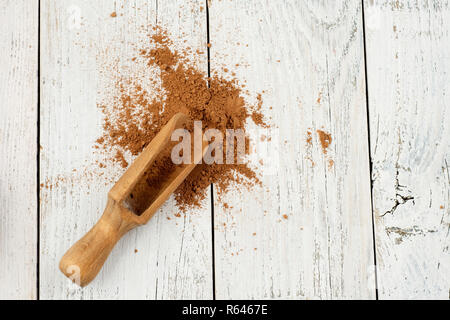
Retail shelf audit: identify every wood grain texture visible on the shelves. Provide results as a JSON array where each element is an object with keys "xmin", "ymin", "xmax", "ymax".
[
  {"xmin": 209, "ymin": 0, "xmax": 375, "ymax": 299},
  {"xmin": 40, "ymin": 0, "xmax": 212, "ymax": 299},
  {"xmin": 0, "ymin": 0, "xmax": 38, "ymax": 300},
  {"xmin": 364, "ymin": 0, "xmax": 450, "ymax": 299}
]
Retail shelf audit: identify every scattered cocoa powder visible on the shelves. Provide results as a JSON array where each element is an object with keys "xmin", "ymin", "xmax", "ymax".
[
  {"xmin": 97, "ymin": 27, "xmax": 268, "ymax": 212},
  {"xmin": 306, "ymin": 130, "xmax": 312, "ymax": 146},
  {"xmin": 316, "ymin": 129, "xmax": 332, "ymax": 154},
  {"xmin": 114, "ymin": 150, "xmax": 128, "ymax": 168},
  {"xmin": 317, "ymin": 92, "xmax": 322, "ymax": 104},
  {"xmin": 328, "ymin": 159, "xmax": 334, "ymax": 169}
]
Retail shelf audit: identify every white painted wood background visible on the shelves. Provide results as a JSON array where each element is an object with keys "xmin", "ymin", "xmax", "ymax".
[
  {"xmin": 0, "ymin": 0, "xmax": 448, "ymax": 300},
  {"xmin": 0, "ymin": 0, "xmax": 38, "ymax": 300}
]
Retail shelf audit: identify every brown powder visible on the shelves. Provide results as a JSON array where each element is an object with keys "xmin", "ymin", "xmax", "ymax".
[
  {"xmin": 305, "ymin": 130, "xmax": 314, "ymax": 167},
  {"xmin": 250, "ymin": 93, "xmax": 269, "ymax": 128},
  {"xmin": 328, "ymin": 159, "xmax": 334, "ymax": 169},
  {"xmin": 114, "ymin": 150, "xmax": 128, "ymax": 168},
  {"xmin": 317, "ymin": 129, "xmax": 332, "ymax": 154},
  {"xmin": 306, "ymin": 130, "xmax": 312, "ymax": 146},
  {"xmin": 97, "ymin": 27, "xmax": 267, "ymax": 212},
  {"xmin": 124, "ymin": 141, "xmax": 180, "ymax": 215}
]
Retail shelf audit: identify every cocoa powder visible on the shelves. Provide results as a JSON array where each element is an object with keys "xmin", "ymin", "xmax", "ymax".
[
  {"xmin": 316, "ymin": 129, "xmax": 332, "ymax": 154},
  {"xmin": 97, "ymin": 28, "xmax": 268, "ymax": 212}
]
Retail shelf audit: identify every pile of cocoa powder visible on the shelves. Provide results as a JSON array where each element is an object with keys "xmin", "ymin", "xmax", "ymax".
[{"xmin": 96, "ymin": 27, "xmax": 268, "ymax": 212}]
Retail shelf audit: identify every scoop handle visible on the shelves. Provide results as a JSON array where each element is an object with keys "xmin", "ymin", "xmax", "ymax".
[{"xmin": 59, "ymin": 199, "xmax": 136, "ymax": 287}]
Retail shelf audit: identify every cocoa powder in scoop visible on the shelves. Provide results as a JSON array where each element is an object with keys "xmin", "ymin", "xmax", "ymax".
[{"xmin": 97, "ymin": 28, "xmax": 268, "ymax": 212}]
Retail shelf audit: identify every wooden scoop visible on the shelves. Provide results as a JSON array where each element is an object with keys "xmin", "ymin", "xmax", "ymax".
[{"xmin": 59, "ymin": 113, "xmax": 205, "ymax": 287}]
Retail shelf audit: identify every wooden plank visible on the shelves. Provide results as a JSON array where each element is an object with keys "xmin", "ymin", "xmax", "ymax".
[
  {"xmin": 209, "ymin": 0, "xmax": 375, "ymax": 299},
  {"xmin": 364, "ymin": 0, "xmax": 450, "ymax": 299},
  {"xmin": 40, "ymin": 0, "xmax": 212, "ymax": 299},
  {"xmin": 0, "ymin": 0, "xmax": 38, "ymax": 300}
]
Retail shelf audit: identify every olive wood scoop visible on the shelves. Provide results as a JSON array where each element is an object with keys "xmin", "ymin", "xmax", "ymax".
[{"xmin": 59, "ymin": 113, "xmax": 204, "ymax": 287}]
